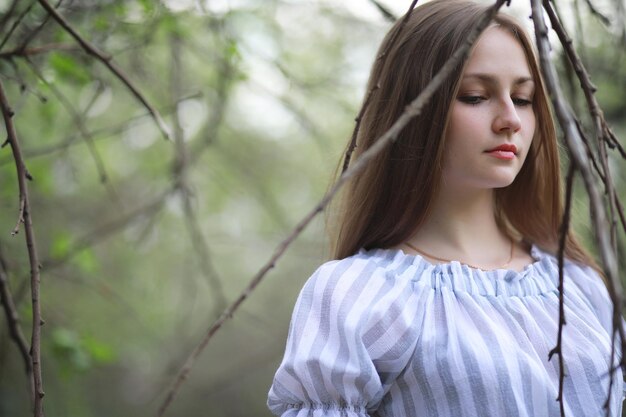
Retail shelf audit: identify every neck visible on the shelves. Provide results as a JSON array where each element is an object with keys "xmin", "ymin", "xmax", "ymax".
[{"xmin": 407, "ymin": 187, "xmax": 512, "ymax": 265}]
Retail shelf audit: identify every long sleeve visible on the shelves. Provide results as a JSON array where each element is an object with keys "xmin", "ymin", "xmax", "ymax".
[{"xmin": 267, "ymin": 254, "xmax": 423, "ymax": 416}]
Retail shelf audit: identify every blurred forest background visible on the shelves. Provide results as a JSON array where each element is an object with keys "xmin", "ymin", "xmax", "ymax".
[{"xmin": 0, "ymin": 0, "xmax": 624, "ymax": 416}]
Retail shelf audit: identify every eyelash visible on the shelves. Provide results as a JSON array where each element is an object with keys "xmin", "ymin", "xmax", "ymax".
[
  {"xmin": 458, "ymin": 95, "xmax": 486, "ymax": 105},
  {"xmin": 458, "ymin": 95, "xmax": 533, "ymax": 107}
]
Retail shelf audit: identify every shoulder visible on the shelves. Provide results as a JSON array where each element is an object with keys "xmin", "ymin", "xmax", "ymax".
[
  {"xmin": 536, "ymin": 248, "xmax": 615, "ymax": 333},
  {"xmin": 303, "ymin": 248, "xmax": 410, "ymax": 295},
  {"xmin": 562, "ymin": 258, "xmax": 610, "ymax": 309},
  {"xmin": 537, "ymin": 247, "xmax": 609, "ymax": 297},
  {"xmin": 293, "ymin": 248, "xmax": 422, "ymax": 331}
]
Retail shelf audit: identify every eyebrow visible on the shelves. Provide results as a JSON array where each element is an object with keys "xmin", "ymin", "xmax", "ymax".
[{"xmin": 462, "ymin": 73, "xmax": 534, "ymax": 85}]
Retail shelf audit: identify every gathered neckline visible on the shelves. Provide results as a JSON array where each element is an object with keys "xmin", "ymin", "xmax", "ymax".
[
  {"xmin": 356, "ymin": 244, "xmax": 563, "ymax": 297},
  {"xmin": 386, "ymin": 243, "xmax": 544, "ymax": 274}
]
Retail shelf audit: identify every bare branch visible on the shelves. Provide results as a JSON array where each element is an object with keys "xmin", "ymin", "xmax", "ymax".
[
  {"xmin": 0, "ymin": 0, "xmax": 21, "ymax": 36},
  {"xmin": 0, "ymin": 0, "xmax": 36, "ymax": 51},
  {"xmin": 0, "ymin": 246, "xmax": 32, "ymax": 379},
  {"xmin": 342, "ymin": 84, "xmax": 379, "ymax": 173},
  {"xmin": 544, "ymin": 0, "xmax": 623, "ymax": 160},
  {"xmin": 35, "ymin": 0, "xmax": 172, "ymax": 140},
  {"xmin": 25, "ymin": 58, "xmax": 114, "ymax": 187},
  {"xmin": 15, "ymin": 0, "xmax": 63, "ymax": 52},
  {"xmin": 530, "ymin": 1, "xmax": 625, "ymax": 415},
  {"xmin": 367, "ymin": 0, "xmax": 397, "ymax": 23},
  {"xmin": 170, "ymin": 33, "xmax": 226, "ymax": 315},
  {"xmin": 548, "ymin": 164, "xmax": 575, "ymax": 417},
  {"xmin": 155, "ymin": 1, "xmax": 507, "ymax": 415},
  {"xmin": 0, "ymin": 43, "xmax": 79, "ymax": 59},
  {"xmin": 583, "ymin": 0, "xmax": 611, "ymax": 26},
  {"xmin": 342, "ymin": 0, "xmax": 417, "ymax": 173},
  {"xmin": 0, "ymin": 79, "xmax": 45, "ymax": 417},
  {"xmin": 542, "ymin": 6, "xmax": 625, "ymax": 403},
  {"xmin": 0, "ymin": 93, "xmax": 202, "ymax": 168},
  {"xmin": 44, "ymin": 191, "xmax": 170, "ymax": 270}
]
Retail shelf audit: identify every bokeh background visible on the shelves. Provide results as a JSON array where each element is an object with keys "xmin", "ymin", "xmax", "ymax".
[{"xmin": 0, "ymin": 0, "xmax": 624, "ymax": 416}]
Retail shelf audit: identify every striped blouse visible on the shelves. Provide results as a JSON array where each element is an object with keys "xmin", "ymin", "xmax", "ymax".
[{"xmin": 267, "ymin": 245, "xmax": 624, "ymax": 416}]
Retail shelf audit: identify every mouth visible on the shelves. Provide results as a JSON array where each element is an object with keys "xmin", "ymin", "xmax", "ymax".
[{"xmin": 485, "ymin": 144, "xmax": 517, "ymax": 160}]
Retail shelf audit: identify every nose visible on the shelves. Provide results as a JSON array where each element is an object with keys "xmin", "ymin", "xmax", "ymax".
[{"xmin": 492, "ymin": 98, "xmax": 522, "ymax": 133}]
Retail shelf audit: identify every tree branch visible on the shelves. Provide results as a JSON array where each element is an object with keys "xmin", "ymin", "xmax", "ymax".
[
  {"xmin": 15, "ymin": 0, "xmax": 62, "ymax": 53},
  {"xmin": 0, "ymin": 43, "xmax": 79, "ymax": 59},
  {"xmin": 0, "ymin": 79, "xmax": 45, "ymax": 417},
  {"xmin": 548, "ymin": 163, "xmax": 575, "ymax": 417},
  {"xmin": 44, "ymin": 191, "xmax": 170, "ymax": 270},
  {"xmin": 544, "ymin": 0, "xmax": 623, "ymax": 159},
  {"xmin": 367, "ymin": 0, "xmax": 397, "ymax": 23},
  {"xmin": 170, "ymin": 33, "xmax": 226, "ymax": 315},
  {"xmin": 583, "ymin": 0, "xmax": 611, "ymax": 26},
  {"xmin": 36, "ymin": 0, "xmax": 172, "ymax": 141},
  {"xmin": 342, "ymin": 0, "xmax": 417, "ymax": 174},
  {"xmin": 530, "ymin": 1, "xmax": 624, "ymax": 415},
  {"xmin": 0, "ymin": 246, "xmax": 33, "ymax": 382},
  {"xmin": 0, "ymin": 93, "xmax": 202, "ymax": 168},
  {"xmin": 155, "ymin": 1, "xmax": 507, "ymax": 415},
  {"xmin": 25, "ymin": 58, "xmax": 114, "ymax": 187},
  {"xmin": 0, "ymin": 0, "xmax": 21, "ymax": 38},
  {"xmin": 0, "ymin": 0, "xmax": 36, "ymax": 51}
]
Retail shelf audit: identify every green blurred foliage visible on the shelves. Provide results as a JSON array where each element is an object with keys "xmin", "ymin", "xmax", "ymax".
[{"xmin": 0, "ymin": 0, "xmax": 623, "ymax": 416}]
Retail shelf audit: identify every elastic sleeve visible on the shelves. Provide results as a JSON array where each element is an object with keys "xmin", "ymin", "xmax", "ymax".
[{"xmin": 267, "ymin": 259, "xmax": 387, "ymax": 417}]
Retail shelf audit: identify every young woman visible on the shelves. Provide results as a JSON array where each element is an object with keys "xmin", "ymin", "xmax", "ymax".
[{"xmin": 268, "ymin": 1, "xmax": 623, "ymax": 416}]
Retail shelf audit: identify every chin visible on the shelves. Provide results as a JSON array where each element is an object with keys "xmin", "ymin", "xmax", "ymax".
[{"xmin": 491, "ymin": 177, "xmax": 518, "ymax": 189}]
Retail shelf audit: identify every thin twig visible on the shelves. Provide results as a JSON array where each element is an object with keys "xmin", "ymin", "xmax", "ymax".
[
  {"xmin": 574, "ymin": 118, "xmax": 605, "ymax": 182},
  {"xmin": 16, "ymin": 0, "xmax": 63, "ymax": 52},
  {"xmin": 25, "ymin": 58, "xmax": 113, "ymax": 186},
  {"xmin": 0, "ymin": 79, "xmax": 45, "ymax": 417},
  {"xmin": 0, "ymin": 43, "xmax": 79, "ymax": 59},
  {"xmin": 155, "ymin": 1, "xmax": 506, "ymax": 415},
  {"xmin": 187, "ymin": 38, "xmax": 234, "ymax": 166},
  {"xmin": 170, "ymin": 33, "xmax": 226, "ymax": 315},
  {"xmin": 544, "ymin": 0, "xmax": 624, "ymax": 160},
  {"xmin": 0, "ymin": 0, "xmax": 21, "ymax": 38},
  {"xmin": 342, "ymin": 84, "xmax": 379, "ymax": 173},
  {"xmin": 0, "ymin": 247, "xmax": 33, "ymax": 379},
  {"xmin": 0, "ymin": 92, "xmax": 202, "ymax": 168},
  {"xmin": 341, "ymin": 0, "xmax": 418, "ymax": 174},
  {"xmin": 583, "ymin": 0, "xmax": 611, "ymax": 26},
  {"xmin": 44, "ymin": 191, "xmax": 170, "ymax": 270},
  {"xmin": 36, "ymin": 0, "xmax": 171, "ymax": 140},
  {"xmin": 531, "ymin": 2, "xmax": 625, "ymax": 415},
  {"xmin": 542, "ymin": 6, "xmax": 625, "ymax": 402},
  {"xmin": 613, "ymin": 194, "xmax": 626, "ymax": 238},
  {"xmin": 548, "ymin": 164, "xmax": 575, "ymax": 417},
  {"xmin": 367, "ymin": 0, "xmax": 397, "ymax": 23},
  {"xmin": 0, "ymin": 0, "xmax": 36, "ymax": 51}
]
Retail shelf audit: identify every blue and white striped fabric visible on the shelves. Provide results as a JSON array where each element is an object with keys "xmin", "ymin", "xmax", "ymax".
[{"xmin": 268, "ymin": 246, "xmax": 624, "ymax": 416}]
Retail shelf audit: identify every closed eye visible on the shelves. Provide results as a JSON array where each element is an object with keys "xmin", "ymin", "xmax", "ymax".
[
  {"xmin": 458, "ymin": 95, "xmax": 486, "ymax": 105},
  {"xmin": 513, "ymin": 97, "xmax": 533, "ymax": 107}
]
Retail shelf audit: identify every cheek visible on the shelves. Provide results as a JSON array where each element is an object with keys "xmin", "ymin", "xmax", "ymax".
[
  {"xmin": 446, "ymin": 107, "xmax": 480, "ymax": 144},
  {"xmin": 523, "ymin": 110, "xmax": 536, "ymax": 139}
]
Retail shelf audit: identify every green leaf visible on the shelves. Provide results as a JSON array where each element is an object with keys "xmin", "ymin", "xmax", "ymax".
[
  {"xmin": 51, "ymin": 328, "xmax": 92, "ymax": 373},
  {"xmin": 82, "ymin": 335, "xmax": 116, "ymax": 364},
  {"xmin": 50, "ymin": 232, "xmax": 72, "ymax": 259},
  {"xmin": 139, "ymin": 0, "xmax": 155, "ymax": 14},
  {"xmin": 74, "ymin": 248, "xmax": 99, "ymax": 274},
  {"xmin": 48, "ymin": 53, "xmax": 91, "ymax": 86}
]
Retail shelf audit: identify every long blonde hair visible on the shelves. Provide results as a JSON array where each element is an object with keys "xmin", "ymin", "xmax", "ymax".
[{"xmin": 328, "ymin": 0, "xmax": 595, "ymax": 268}]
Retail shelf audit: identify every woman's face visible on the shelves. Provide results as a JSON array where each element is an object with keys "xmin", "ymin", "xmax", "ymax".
[{"xmin": 440, "ymin": 26, "xmax": 536, "ymax": 193}]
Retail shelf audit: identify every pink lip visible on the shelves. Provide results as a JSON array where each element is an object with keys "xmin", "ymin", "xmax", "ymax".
[{"xmin": 485, "ymin": 144, "xmax": 517, "ymax": 160}]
